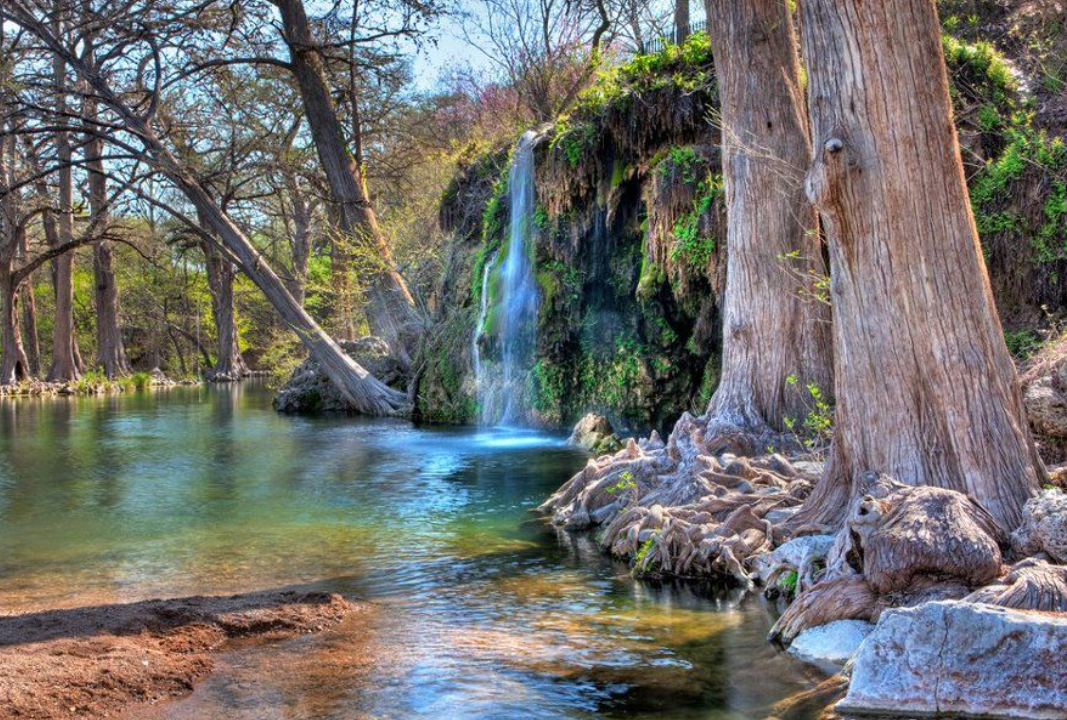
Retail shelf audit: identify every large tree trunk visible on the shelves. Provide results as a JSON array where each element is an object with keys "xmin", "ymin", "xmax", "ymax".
[
  {"xmin": 701, "ymin": 0, "xmax": 832, "ymax": 440},
  {"xmin": 202, "ymin": 239, "xmax": 249, "ymax": 382},
  {"xmin": 792, "ymin": 0, "xmax": 1043, "ymax": 530},
  {"xmin": 273, "ymin": 0, "xmax": 423, "ymax": 366},
  {"xmin": 19, "ymin": 251, "xmax": 41, "ymax": 376},
  {"xmin": 85, "ymin": 57, "xmax": 130, "ymax": 379},
  {"xmin": 46, "ymin": 18, "xmax": 79, "ymax": 383}
]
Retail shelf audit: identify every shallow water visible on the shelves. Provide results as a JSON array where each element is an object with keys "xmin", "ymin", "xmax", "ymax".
[{"xmin": 0, "ymin": 383, "xmax": 827, "ymax": 719}]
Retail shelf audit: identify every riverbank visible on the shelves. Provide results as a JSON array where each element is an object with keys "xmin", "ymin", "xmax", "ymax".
[
  {"xmin": 0, "ymin": 371, "xmax": 197, "ymax": 398},
  {"xmin": 0, "ymin": 590, "xmax": 361, "ymax": 720}
]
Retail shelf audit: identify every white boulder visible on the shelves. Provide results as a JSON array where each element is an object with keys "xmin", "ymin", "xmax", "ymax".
[
  {"xmin": 787, "ymin": 619, "xmax": 873, "ymax": 668},
  {"xmin": 840, "ymin": 600, "xmax": 1067, "ymax": 719}
]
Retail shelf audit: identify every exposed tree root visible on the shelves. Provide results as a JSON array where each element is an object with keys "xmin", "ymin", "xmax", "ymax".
[
  {"xmin": 539, "ymin": 412, "xmax": 820, "ymax": 586},
  {"xmin": 768, "ymin": 577, "xmax": 877, "ymax": 646},
  {"xmin": 966, "ymin": 557, "xmax": 1067, "ymax": 611}
]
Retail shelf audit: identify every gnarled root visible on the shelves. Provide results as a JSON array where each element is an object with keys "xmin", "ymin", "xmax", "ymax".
[
  {"xmin": 861, "ymin": 484, "xmax": 1007, "ymax": 594},
  {"xmin": 768, "ymin": 576, "xmax": 877, "ymax": 646},
  {"xmin": 966, "ymin": 557, "xmax": 1067, "ymax": 612},
  {"xmin": 538, "ymin": 411, "xmax": 820, "ymax": 584}
]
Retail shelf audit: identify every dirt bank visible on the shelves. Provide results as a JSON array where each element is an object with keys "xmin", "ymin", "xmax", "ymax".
[{"xmin": 0, "ymin": 590, "xmax": 360, "ymax": 720}]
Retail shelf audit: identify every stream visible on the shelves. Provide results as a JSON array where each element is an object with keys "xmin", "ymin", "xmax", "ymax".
[{"xmin": 0, "ymin": 382, "xmax": 827, "ymax": 719}]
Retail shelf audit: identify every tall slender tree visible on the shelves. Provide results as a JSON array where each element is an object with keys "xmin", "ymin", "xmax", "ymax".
[
  {"xmin": 700, "ymin": 0, "xmax": 832, "ymax": 445},
  {"xmin": 85, "ymin": 33, "xmax": 130, "ymax": 378},
  {"xmin": 46, "ymin": 10, "xmax": 79, "ymax": 382},
  {"xmin": 203, "ymin": 239, "xmax": 249, "ymax": 381},
  {"xmin": 792, "ymin": 0, "xmax": 1043, "ymax": 530}
]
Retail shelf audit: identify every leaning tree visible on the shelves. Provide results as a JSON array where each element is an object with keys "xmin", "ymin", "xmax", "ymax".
[
  {"xmin": 5, "ymin": 0, "xmax": 408, "ymax": 414},
  {"xmin": 792, "ymin": 0, "xmax": 1044, "ymax": 530}
]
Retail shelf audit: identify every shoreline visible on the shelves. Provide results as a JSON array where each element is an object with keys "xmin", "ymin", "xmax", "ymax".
[{"xmin": 0, "ymin": 589, "xmax": 361, "ymax": 720}]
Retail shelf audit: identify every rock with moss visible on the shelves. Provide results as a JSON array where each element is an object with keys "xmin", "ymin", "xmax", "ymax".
[
  {"xmin": 568, "ymin": 413, "xmax": 623, "ymax": 455},
  {"xmin": 274, "ymin": 337, "xmax": 407, "ymax": 414}
]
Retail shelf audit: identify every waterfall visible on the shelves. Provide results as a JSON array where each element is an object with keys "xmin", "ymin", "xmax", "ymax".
[
  {"xmin": 472, "ymin": 250, "xmax": 498, "ymax": 425},
  {"xmin": 472, "ymin": 130, "xmax": 540, "ymax": 426}
]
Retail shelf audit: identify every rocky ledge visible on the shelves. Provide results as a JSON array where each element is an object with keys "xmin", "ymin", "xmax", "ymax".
[{"xmin": 274, "ymin": 337, "xmax": 408, "ymax": 414}]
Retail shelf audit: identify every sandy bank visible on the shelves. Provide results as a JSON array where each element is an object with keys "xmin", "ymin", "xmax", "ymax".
[{"xmin": 0, "ymin": 590, "xmax": 360, "ymax": 719}]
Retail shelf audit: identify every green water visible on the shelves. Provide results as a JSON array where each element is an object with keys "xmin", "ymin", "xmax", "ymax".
[{"xmin": 0, "ymin": 383, "xmax": 827, "ymax": 719}]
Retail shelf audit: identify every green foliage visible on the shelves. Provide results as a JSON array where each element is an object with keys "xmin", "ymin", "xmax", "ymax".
[
  {"xmin": 783, "ymin": 375, "xmax": 834, "ymax": 456},
  {"xmin": 656, "ymin": 146, "xmax": 700, "ymax": 182},
  {"xmin": 536, "ymin": 259, "xmax": 583, "ymax": 308},
  {"xmin": 632, "ymin": 535, "xmax": 658, "ymax": 576},
  {"xmin": 1005, "ymin": 329, "xmax": 1042, "ymax": 359},
  {"xmin": 549, "ymin": 119, "xmax": 598, "ymax": 168},
  {"xmin": 777, "ymin": 569, "xmax": 799, "ymax": 594},
  {"xmin": 552, "ymin": 32, "xmax": 715, "ymax": 157},
  {"xmin": 942, "ymin": 34, "xmax": 1018, "ymax": 101},
  {"xmin": 127, "ymin": 372, "xmax": 153, "ymax": 391},
  {"xmin": 970, "ymin": 129, "xmax": 1067, "ymax": 262},
  {"xmin": 669, "ymin": 172, "xmax": 723, "ymax": 269}
]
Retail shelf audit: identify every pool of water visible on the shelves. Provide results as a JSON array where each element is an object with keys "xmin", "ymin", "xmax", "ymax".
[{"xmin": 0, "ymin": 383, "xmax": 828, "ymax": 719}]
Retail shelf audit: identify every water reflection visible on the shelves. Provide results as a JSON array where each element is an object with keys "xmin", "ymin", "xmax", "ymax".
[{"xmin": 0, "ymin": 383, "xmax": 826, "ymax": 719}]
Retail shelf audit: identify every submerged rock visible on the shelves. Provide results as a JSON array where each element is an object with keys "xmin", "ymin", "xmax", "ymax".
[
  {"xmin": 274, "ymin": 337, "xmax": 408, "ymax": 414},
  {"xmin": 787, "ymin": 619, "xmax": 873, "ymax": 668},
  {"xmin": 568, "ymin": 413, "xmax": 623, "ymax": 455},
  {"xmin": 840, "ymin": 600, "xmax": 1067, "ymax": 719}
]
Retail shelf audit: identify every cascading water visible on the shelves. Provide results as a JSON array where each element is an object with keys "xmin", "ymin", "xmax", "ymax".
[
  {"xmin": 472, "ymin": 250, "xmax": 498, "ymax": 425},
  {"xmin": 472, "ymin": 130, "xmax": 540, "ymax": 426}
]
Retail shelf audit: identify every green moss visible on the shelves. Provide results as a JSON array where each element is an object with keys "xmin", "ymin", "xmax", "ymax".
[
  {"xmin": 550, "ymin": 120, "xmax": 598, "ymax": 168},
  {"xmin": 669, "ymin": 171, "xmax": 723, "ymax": 269},
  {"xmin": 610, "ymin": 159, "xmax": 630, "ymax": 187},
  {"xmin": 970, "ymin": 128, "xmax": 1067, "ymax": 263},
  {"xmin": 637, "ymin": 254, "xmax": 665, "ymax": 299},
  {"xmin": 942, "ymin": 35, "xmax": 1017, "ymax": 98}
]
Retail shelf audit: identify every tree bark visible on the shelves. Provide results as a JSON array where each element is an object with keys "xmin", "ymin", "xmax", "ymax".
[
  {"xmin": 85, "ymin": 50, "xmax": 130, "ymax": 379},
  {"xmin": 0, "ymin": 274, "xmax": 29, "ymax": 385},
  {"xmin": 0, "ymin": 135, "xmax": 29, "ymax": 385},
  {"xmin": 273, "ymin": 0, "xmax": 423, "ymax": 366},
  {"xmin": 792, "ymin": 0, "xmax": 1043, "ymax": 530},
  {"xmin": 19, "ymin": 250, "xmax": 41, "ymax": 376},
  {"xmin": 674, "ymin": 0, "xmax": 691, "ymax": 42},
  {"xmin": 46, "ymin": 16, "xmax": 79, "ymax": 383},
  {"xmin": 283, "ymin": 170, "xmax": 311, "ymax": 306},
  {"xmin": 701, "ymin": 0, "xmax": 832, "ymax": 438},
  {"xmin": 202, "ymin": 238, "xmax": 249, "ymax": 381}
]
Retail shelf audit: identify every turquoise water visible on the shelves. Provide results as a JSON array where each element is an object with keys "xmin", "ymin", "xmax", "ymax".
[{"xmin": 0, "ymin": 383, "xmax": 826, "ymax": 719}]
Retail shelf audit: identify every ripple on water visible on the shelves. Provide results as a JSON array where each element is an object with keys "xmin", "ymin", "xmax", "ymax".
[{"xmin": 0, "ymin": 384, "xmax": 828, "ymax": 719}]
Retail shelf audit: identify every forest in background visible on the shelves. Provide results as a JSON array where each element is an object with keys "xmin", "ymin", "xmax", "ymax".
[{"xmin": 0, "ymin": 0, "xmax": 716, "ymax": 390}]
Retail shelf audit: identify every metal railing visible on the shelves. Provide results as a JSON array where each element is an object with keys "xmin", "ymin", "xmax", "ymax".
[{"xmin": 640, "ymin": 19, "xmax": 708, "ymax": 56}]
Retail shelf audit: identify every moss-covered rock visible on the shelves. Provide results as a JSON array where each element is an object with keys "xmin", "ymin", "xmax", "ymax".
[{"xmin": 416, "ymin": 22, "xmax": 1067, "ymax": 431}]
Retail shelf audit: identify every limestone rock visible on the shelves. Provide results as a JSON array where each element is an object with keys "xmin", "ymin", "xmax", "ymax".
[
  {"xmin": 567, "ymin": 413, "xmax": 622, "ymax": 455},
  {"xmin": 787, "ymin": 619, "xmax": 873, "ymax": 668},
  {"xmin": 1012, "ymin": 489, "xmax": 1067, "ymax": 563},
  {"xmin": 1025, "ymin": 375, "xmax": 1067, "ymax": 439},
  {"xmin": 274, "ymin": 337, "xmax": 407, "ymax": 414},
  {"xmin": 840, "ymin": 600, "xmax": 1067, "ymax": 719}
]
